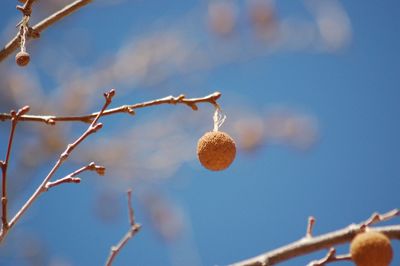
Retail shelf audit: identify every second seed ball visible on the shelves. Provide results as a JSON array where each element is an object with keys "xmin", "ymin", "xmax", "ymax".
[
  {"xmin": 350, "ymin": 231, "xmax": 393, "ymax": 266},
  {"xmin": 197, "ymin": 131, "xmax": 236, "ymax": 171}
]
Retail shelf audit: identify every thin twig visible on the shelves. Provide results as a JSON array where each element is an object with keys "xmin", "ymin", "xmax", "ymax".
[
  {"xmin": 0, "ymin": 0, "xmax": 92, "ymax": 62},
  {"xmin": 363, "ymin": 209, "xmax": 400, "ymax": 227},
  {"xmin": 127, "ymin": 190, "xmax": 135, "ymax": 227},
  {"xmin": 305, "ymin": 216, "xmax": 315, "ymax": 238},
  {"xmin": 0, "ymin": 106, "xmax": 29, "ymax": 230},
  {"xmin": 230, "ymin": 209, "xmax": 400, "ymax": 266},
  {"xmin": 0, "ymin": 90, "xmax": 220, "ymax": 243},
  {"xmin": 105, "ymin": 189, "xmax": 141, "ymax": 266},
  {"xmin": 45, "ymin": 176, "xmax": 81, "ymax": 189},
  {"xmin": 0, "ymin": 92, "xmax": 222, "ymax": 124},
  {"xmin": 45, "ymin": 162, "xmax": 105, "ymax": 190},
  {"xmin": 0, "ymin": 90, "xmax": 114, "ymax": 243},
  {"xmin": 307, "ymin": 248, "xmax": 351, "ymax": 266}
]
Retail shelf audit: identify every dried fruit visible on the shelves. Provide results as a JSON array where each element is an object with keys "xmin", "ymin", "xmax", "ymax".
[
  {"xmin": 350, "ymin": 231, "xmax": 393, "ymax": 266},
  {"xmin": 15, "ymin": 51, "xmax": 30, "ymax": 67},
  {"xmin": 197, "ymin": 131, "xmax": 236, "ymax": 171}
]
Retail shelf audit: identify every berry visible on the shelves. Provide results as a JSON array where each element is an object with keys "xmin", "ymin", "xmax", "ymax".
[
  {"xmin": 197, "ymin": 131, "xmax": 236, "ymax": 171},
  {"xmin": 350, "ymin": 231, "xmax": 393, "ymax": 266},
  {"xmin": 15, "ymin": 51, "xmax": 30, "ymax": 67}
]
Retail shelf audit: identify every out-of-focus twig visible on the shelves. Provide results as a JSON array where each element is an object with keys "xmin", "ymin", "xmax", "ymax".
[
  {"xmin": 0, "ymin": 89, "xmax": 114, "ymax": 243},
  {"xmin": 0, "ymin": 92, "xmax": 222, "ymax": 124},
  {"xmin": 0, "ymin": 0, "xmax": 92, "ymax": 62},
  {"xmin": 230, "ymin": 209, "xmax": 400, "ymax": 266},
  {"xmin": 105, "ymin": 189, "xmax": 141, "ymax": 266}
]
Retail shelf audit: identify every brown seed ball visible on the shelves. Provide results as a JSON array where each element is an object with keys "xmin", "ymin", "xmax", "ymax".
[
  {"xmin": 350, "ymin": 231, "xmax": 393, "ymax": 266},
  {"xmin": 197, "ymin": 131, "xmax": 236, "ymax": 171},
  {"xmin": 15, "ymin": 51, "xmax": 30, "ymax": 67}
]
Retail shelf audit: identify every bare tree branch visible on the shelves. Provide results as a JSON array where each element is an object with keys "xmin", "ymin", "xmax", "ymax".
[
  {"xmin": 0, "ymin": 90, "xmax": 222, "ymax": 244},
  {"xmin": 0, "ymin": 0, "xmax": 92, "ymax": 62},
  {"xmin": 45, "ymin": 162, "xmax": 105, "ymax": 190},
  {"xmin": 307, "ymin": 248, "xmax": 351, "ymax": 266},
  {"xmin": 0, "ymin": 89, "xmax": 114, "ymax": 243},
  {"xmin": 0, "ymin": 92, "xmax": 222, "ymax": 124},
  {"xmin": 0, "ymin": 106, "xmax": 30, "ymax": 230},
  {"xmin": 230, "ymin": 209, "xmax": 400, "ymax": 266}
]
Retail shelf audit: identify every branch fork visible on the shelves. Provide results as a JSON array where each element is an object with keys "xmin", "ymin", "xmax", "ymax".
[
  {"xmin": 1, "ymin": 106, "xmax": 31, "ymax": 231},
  {"xmin": 0, "ymin": 90, "xmax": 221, "ymax": 244},
  {"xmin": 0, "ymin": 91, "xmax": 222, "ymax": 125},
  {"xmin": 0, "ymin": 89, "xmax": 114, "ymax": 242},
  {"xmin": 105, "ymin": 189, "xmax": 141, "ymax": 266},
  {"xmin": 44, "ymin": 162, "xmax": 105, "ymax": 191}
]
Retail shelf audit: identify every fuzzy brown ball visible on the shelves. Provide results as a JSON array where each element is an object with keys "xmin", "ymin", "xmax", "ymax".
[
  {"xmin": 350, "ymin": 231, "xmax": 393, "ymax": 266},
  {"xmin": 197, "ymin": 131, "xmax": 236, "ymax": 171},
  {"xmin": 15, "ymin": 51, "xmax": 30, "ymax": 67}
]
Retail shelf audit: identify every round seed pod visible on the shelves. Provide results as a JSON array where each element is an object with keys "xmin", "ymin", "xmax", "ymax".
[
  {"xmin": 350, "ymin": 231, "xmax": 393, "ymax": 266},
  {"xmin": 15, "ymin": 51, "xmax": 30, "ymax": 67},
  {"xmin": 197, "ymin": 131, "xmax": 236, "ymax": 171}
]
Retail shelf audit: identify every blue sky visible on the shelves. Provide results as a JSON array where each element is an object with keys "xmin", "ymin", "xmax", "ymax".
[{"xmin": 0, "ymin": 0, "xmax": 399, "ymax": 265}]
